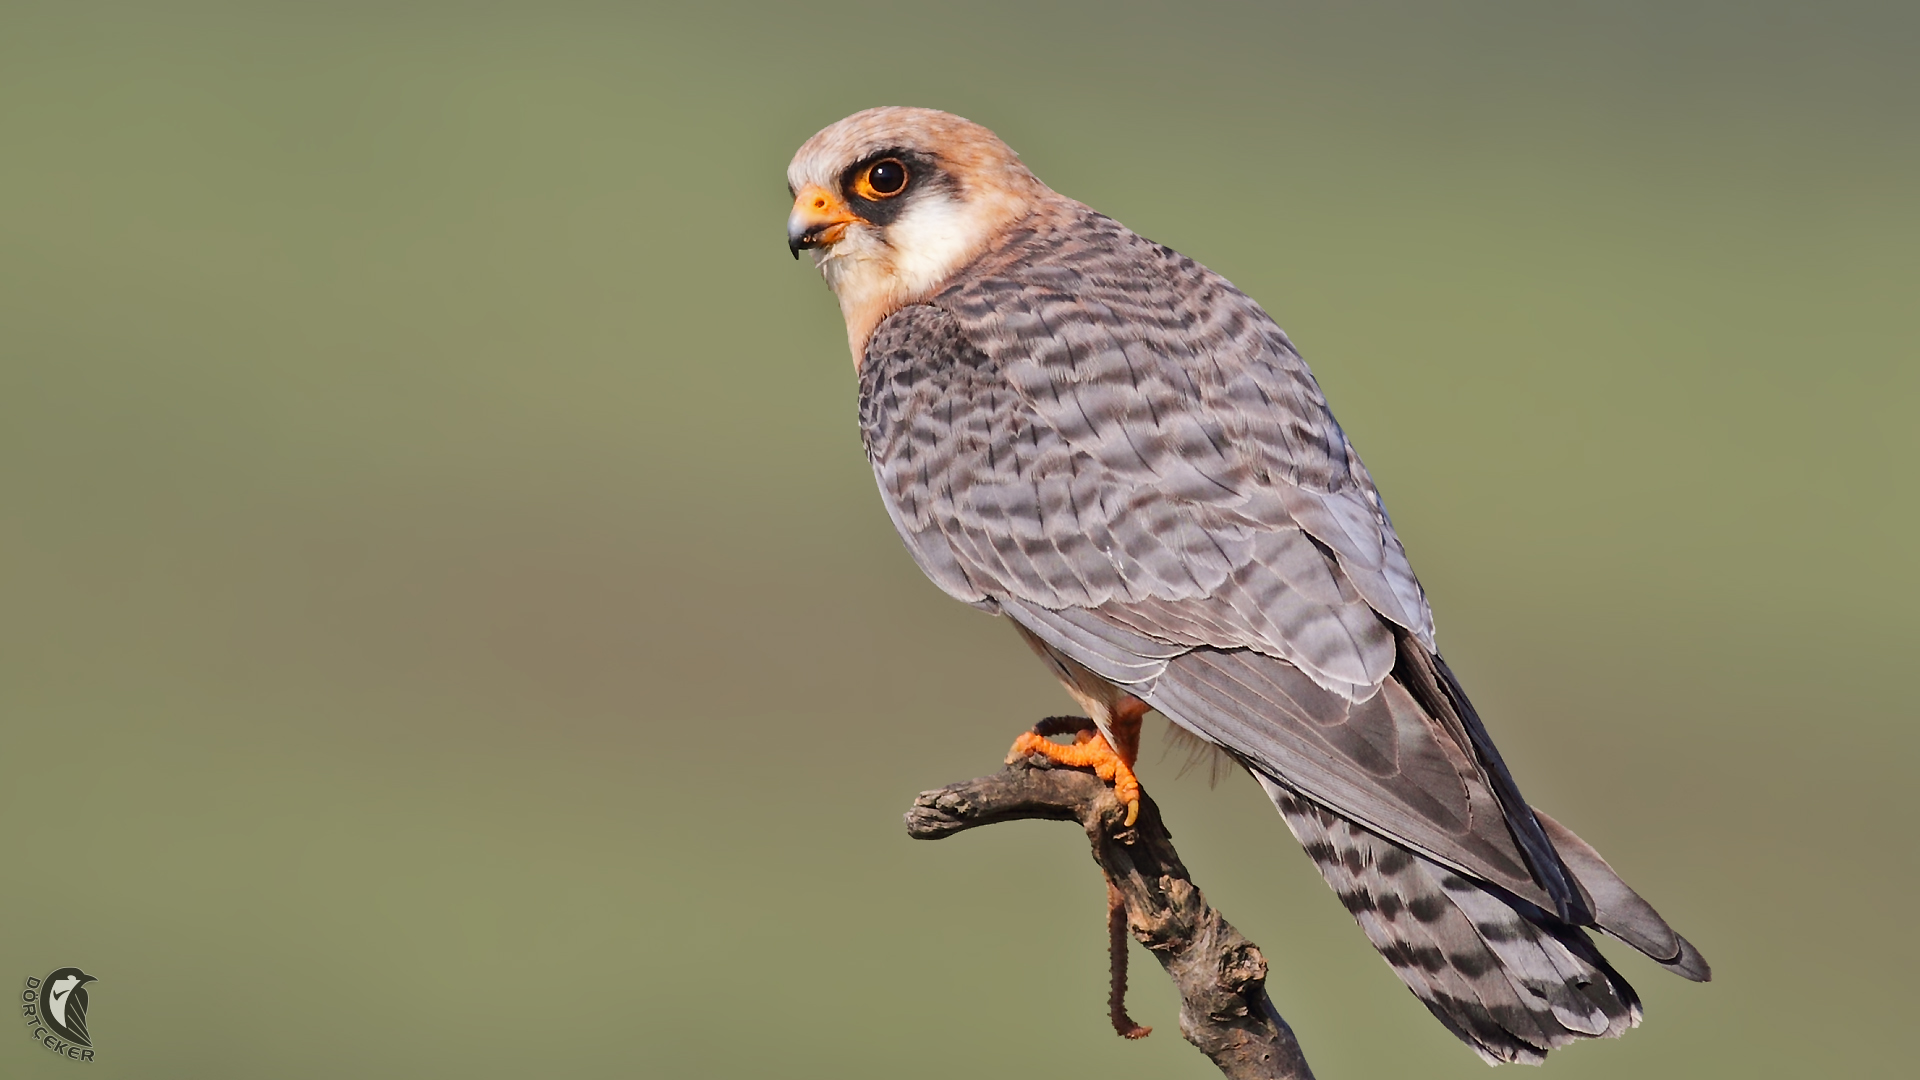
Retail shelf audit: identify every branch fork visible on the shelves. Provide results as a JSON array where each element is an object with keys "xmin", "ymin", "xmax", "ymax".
[{"xmin": 905, "ymin": 725, "xmax": 1317, "ymax": 1080}]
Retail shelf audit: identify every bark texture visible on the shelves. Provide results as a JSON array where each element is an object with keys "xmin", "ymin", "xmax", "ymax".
[{"xmin": 905, "ymin": 737, "xmax": 1316, "ymax": 1080}]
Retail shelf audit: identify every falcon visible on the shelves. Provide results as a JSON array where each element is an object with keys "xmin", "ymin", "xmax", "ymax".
[{"xmin": 786, "ymin": 107, "xmax": 1708, "ymax": 1065}]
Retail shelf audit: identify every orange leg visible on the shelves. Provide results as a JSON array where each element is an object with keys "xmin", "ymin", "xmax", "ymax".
[{"xmin": 1007, "ymin": 708, "xmax": 1146, "ymax": 826}]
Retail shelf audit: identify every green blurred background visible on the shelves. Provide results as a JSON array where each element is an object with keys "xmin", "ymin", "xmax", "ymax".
[{"xmin": 3, "ymin": 1, "xmax": 1913, "ymax": 1076}]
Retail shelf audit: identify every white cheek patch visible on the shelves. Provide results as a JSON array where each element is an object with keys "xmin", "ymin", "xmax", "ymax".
[{"xmin": 884, "ymin": 192, "xmax": 988, "ymax": 298}]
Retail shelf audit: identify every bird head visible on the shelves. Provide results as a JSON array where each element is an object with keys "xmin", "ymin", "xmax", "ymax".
[{"xmin": 786, "ymin": 107, "xmax": 1048, "ymax": 362}]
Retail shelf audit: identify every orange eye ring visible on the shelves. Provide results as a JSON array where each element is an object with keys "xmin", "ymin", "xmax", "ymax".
[{"xmin": 853, "ymin": 158, "xmax": 909, "ymax": 200}]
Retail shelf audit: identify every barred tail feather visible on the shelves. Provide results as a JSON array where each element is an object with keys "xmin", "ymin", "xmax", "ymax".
[{"xmin": 1255, "ymin": 775, "xmax": 1641, "ymax": 1065}]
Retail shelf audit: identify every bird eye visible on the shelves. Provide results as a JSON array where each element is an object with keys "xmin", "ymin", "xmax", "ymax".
[{"xmin": 857, "ymin": 159, "xmax": 909, "ymax": 199}]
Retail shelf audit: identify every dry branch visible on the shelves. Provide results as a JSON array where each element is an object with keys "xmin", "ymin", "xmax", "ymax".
[{"xmin": 905, "ymin": 728, "xmax": 1317, "ymax": 1080}]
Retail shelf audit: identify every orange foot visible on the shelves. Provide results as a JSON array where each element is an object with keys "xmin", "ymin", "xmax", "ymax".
[{"xmin": 1007, "ymin": 717, "xmax": 1142, "ymax": 826}]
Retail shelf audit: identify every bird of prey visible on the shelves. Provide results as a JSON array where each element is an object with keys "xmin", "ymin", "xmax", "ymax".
[
  {"xmin": 44, "ymin": 968, "xmax": 96, "ymax": 1048},
  {"xmin": 786, "ymin": 107, "xmax": 1708, "ymax": 1065}
]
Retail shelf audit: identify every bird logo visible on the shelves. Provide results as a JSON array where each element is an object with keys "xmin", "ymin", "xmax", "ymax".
[{"xmin": 40, "ymin": 968, "xmax": 96, "ymax": 1048}]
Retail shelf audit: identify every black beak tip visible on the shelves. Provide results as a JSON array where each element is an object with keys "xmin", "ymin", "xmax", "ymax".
[{"xmin": 790, "ymin": 237, "xmax": 802, "ymax": 259}]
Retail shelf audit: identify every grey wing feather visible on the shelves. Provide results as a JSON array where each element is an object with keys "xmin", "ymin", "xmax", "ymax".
[
  {"xmin": 1149, "ymin": 643, "xmax": 1548, "ymax": 901},
  {"xmin": 998, "ymin": 593, "xmax": 1548, "ymax": 904},
  {"xmin": 1533, "ymin": 808, "xmax": 1711, "ymax": 981}
]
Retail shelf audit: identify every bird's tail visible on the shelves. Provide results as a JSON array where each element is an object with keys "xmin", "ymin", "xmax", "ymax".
[{"xmin": 1256, "ymin": 776, "xmax": 1645, "ymax": 1065}]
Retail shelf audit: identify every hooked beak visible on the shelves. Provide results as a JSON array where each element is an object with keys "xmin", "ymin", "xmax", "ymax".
[{"xmin": 788, "ymin": 183, "xmax": 864, "ymax": 259}]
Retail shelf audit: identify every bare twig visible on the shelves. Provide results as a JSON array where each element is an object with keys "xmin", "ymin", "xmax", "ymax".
[{"xmin": 905, "ymin": 735, "xmax": 1317, "ymax": 1080}]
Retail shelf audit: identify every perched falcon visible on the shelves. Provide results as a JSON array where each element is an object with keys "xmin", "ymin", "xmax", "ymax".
[{"xmin": 786, "ymin": 107, "xmax": 1708, "ymax": 1065}]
